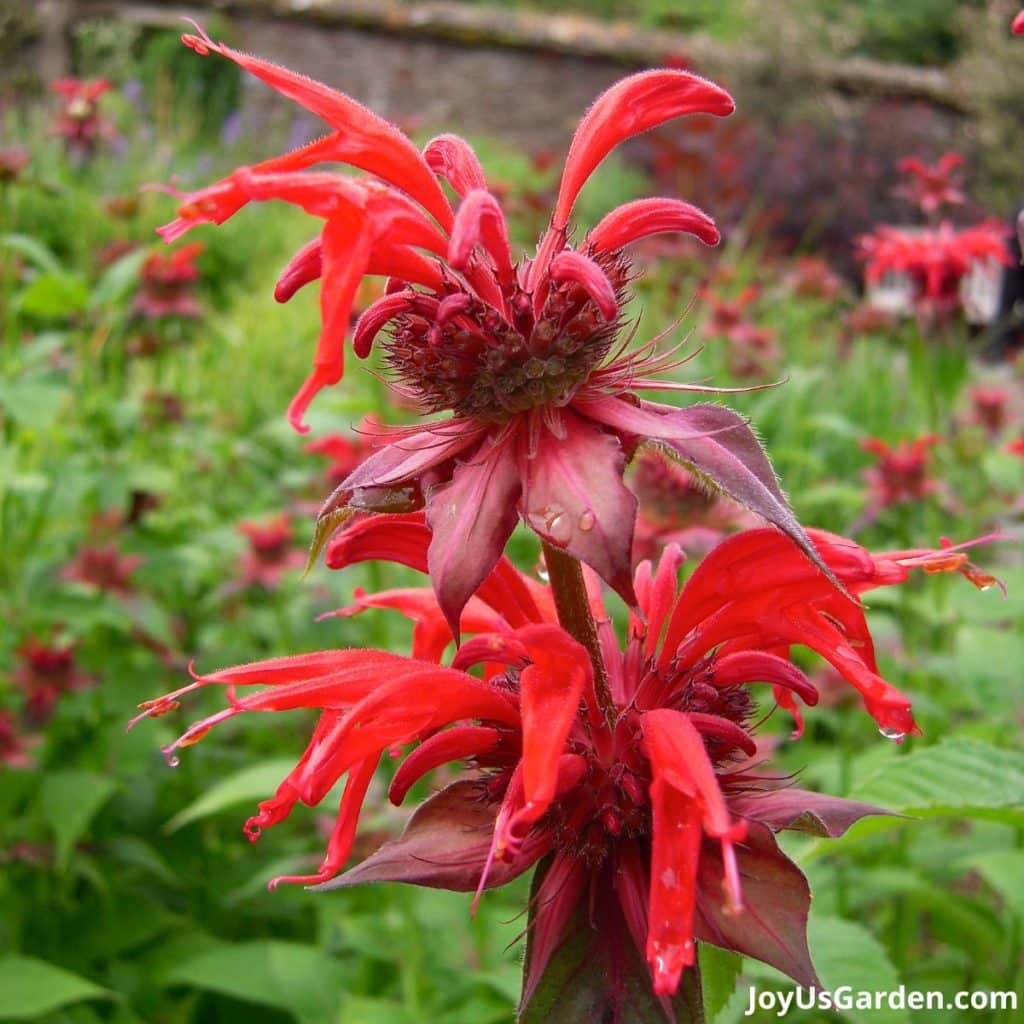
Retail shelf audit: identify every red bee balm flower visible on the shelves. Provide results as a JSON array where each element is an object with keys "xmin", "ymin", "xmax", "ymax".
[
  {"xmin": 861, "ymin": 435, "xmax": 940, "ymax": 510},
  {"xmin": 50, "ymin": 78, "xmax": 114, "ymax": 155},
  {"xmin": 13, "ymin": 638, "xmax": 94, "ymax": 725},
  {"xmin": 237, "ymin": 514, "xmax": 306, "ymax": 589},
  {"xmin": 895, "ymin": 153, "xmax": 966, "ymax": 216},
  {"xmin": 858, "ymin": 221, "xmax": 1012, "ymax": 323},
  {"xmin": 158, "ymin": 29, "xmax": 831, "ymax": 629},
  {"xmin": 62, "ymin": 543, "xmax": 143, "ymax": 595},
  {"xmin": 134, "ymin": 243, "xmax": 204, "ymax": 320},
  {"xmin": 132, "ymin": 517, "xmax": 997, "ymax": 1009}
]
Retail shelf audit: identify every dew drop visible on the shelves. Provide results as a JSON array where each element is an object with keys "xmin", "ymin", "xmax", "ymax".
[
  {"xmin": 546, "ymin": 510, "xmax": 572, "ymax": 545},
  {"xmin": 163, "ymin": 750, "xmax": 181, "ymax": 768},
  {"xmin": 578, "ymin": 509, "xmax": 596, "ymax": 532},
  {"xmin": 878, "ymin": 726, "xmax": 905, "ymax": 742}
]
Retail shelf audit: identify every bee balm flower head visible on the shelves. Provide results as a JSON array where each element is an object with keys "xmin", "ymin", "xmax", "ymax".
[{"xmin": 157, "ymin": 28, "xmax": 838, "ymax": 630}]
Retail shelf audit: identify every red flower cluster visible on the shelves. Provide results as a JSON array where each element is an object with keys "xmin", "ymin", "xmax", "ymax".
[
  {"xmin": 0, "ymin": 147, "xmax": 31, "ymax": 184},
  {"xmin": 858, "ymin": 220, "xmax": 1012, "ymax": 324},
  {"xmin": 133, "ymin": 514, "xmax": 995, "ymax": 1003},
  {"xmin": 134, "ymin": 243, "xmax": 204, "ymax": 320},
  {"xmin": 139, "ymin": 31, "xmax": 1005, "ymax": 1015},
  {"xmin": 51, "ymin": 78, "xmax": 114, "ymax": 156},
  {"xmin": 861, "ymin": 435, "xmax": 940, "ymax": 511},
  {"xmin": 895, "ymin": 153, "xmax": 965, "ymax": 216}
]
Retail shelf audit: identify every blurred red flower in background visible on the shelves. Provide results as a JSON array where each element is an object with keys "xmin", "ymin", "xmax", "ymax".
[
  {"xmin": 701, "ymin": 286, "xmax": 780, "ymax": 377},
  {"xmin": 858, "ymin": 220, "xmax": 1011, "ymax": 324},
  {"xmin": 237, "ymin": 514, "xmax": 306, "ymax": 589},
  {"xmin": 895, "ymin": 153, "xmax": 965, "ymax": 216},
  {"xmin": 968, "ymin": 386, "xmax": 1011, "ymax": 437},
  {"xmin": 0, "ymin": 147, "xmax": 31, "ymax": 183},
  {"xmin": 0, "ymin": 711, "xmax": 38, "ymax": 769},
  {"xmin": 861, "ymin": 435, "xmax": 940, "ymax": 510},
  {"xmin": 62, "ymin": 543, "xmax": 143, "ymax": 595},
  {"xmin": 630, "ymin": 449, "xmax": 757, "ymax": 562},
  {"xmin": 784, "ymin": 256, "xmax": 845, "ymax": 301},
  {"xmin": 51, "ymin": 78, "xmax": 114, "ymax": 156},
  {"xmin": 12, "ymin": 637, "xmax": 94, "ymax": 725},
  {"xmin": 134, "ymin": 243, "xmax": 204, "ymax": 320}
]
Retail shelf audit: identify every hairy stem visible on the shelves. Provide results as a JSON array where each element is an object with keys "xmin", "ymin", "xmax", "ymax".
[{"xmin": 541, "ymin": 541, "xmax": 615, "ymax": 726}]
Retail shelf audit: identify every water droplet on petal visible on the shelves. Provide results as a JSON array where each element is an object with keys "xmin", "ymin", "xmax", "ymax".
[
  {"xmin": 578, "ymin": 509, "xmax": 596, "ymax": 532},
  {"xmin": 879, "ymin": 726, "xmax": 905, "ymax": 742}
]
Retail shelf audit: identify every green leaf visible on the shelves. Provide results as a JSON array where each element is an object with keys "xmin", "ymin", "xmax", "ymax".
[
  {"xmin": 164, "ymin": 758, "xmax": 298, "ymax": 832},
  {"xmin": 38, "ymin": 772, "xmax": 118, "ymax": 871},
  {"xmin": 18, "ymin": 271, "xmax": 89, "ymax": 319},
  {"xmin": 959, "ymin": 849, "xmax": 1024, "ymax": 920},
  {"xmin": 163, "ymin": 940, "xmax": 347, "ymax": 1024},
  {"xmin": 807, "ymin": 915, "xmax": 906, "ymax": 1024},
  {"xmin": 0, "ymin": 233, "xmax": 62, "ymax": 274},
  {"xmin": 851, "ymin": 739, "xmax": 1024, "ymax": 820},
  {"xmin": 0, "ymin": 956, "xmax": 111, "ymax": 1020},
  {"xmin": 699, "ymin": 945, "xmax": 741, "ymax": 1024},
  {"xmin": 89, "ymin": 249, "xmax": 147, "ymax": 311},
  {"xmin": 336, "ymin": 996, "xmax": 413, "ymax": 1024},
  {"xmin": 0, "ymin": 379, "xmax": 69, "ymax": 430}
]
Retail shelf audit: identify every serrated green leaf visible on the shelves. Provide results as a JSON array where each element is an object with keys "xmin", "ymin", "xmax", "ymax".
[
  {"xmin": 851, "ymin": 739, "xmax": 1024, "ymax": 818},
  {"xmin": 163, "ymin": 758, "xmax": 298, "ymax": 833},
  {"xmin": 38, "ymin": 772, "xmax": 118, "ymax": 872},
  {"xmin": 699, "ymin": 944, "xmax": 742, "ymax": 1024},
  {"xmin": 163, "ymin": 940, "xmax": 347, "ymax": 1024},
  {"xmin": 808, "ymin": 915, "xmax": 906, "ymax": 1024},
  {"xmin": 0, "ymin": 956, "xmax": 111, "ymax": 1020}
]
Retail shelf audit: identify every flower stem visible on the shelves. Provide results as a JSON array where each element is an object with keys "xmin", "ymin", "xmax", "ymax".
[{"xmin": 541, "ymin": 541, "xmax": 615, "ymax": 726}]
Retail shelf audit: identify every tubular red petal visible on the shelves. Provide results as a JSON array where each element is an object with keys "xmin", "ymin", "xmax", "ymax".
[
  {"xmin": 514, "ymin": 624, "xmax": 591, "ymax": 821},
  {"xmin": 352, "ymin": 291, "xmax": 426, "ymax": 358},
  {"xmin": 424, "ymin": 134, "xmax": 488, "ymax": 196},
  {"xmin": 642, "ymin": 544, "xmax": 685, "ymax": 661},
  {"xmin": 551, "ymin": 70, "xmax": 734, "ymax": 232},
  {"xmin": 275, "ymin": 236, "xmax": 322, "ymax": 303},
  {"xmin": 448, "ymin": 189, "xmax": 515, "ymax": 288},
  {"xmin": 180, "ymin": 31, "xmax": 454, "ymax": 230},
  {"xmin": 388, "ymin": 725, "xmax": 502, "ymax": 805},
  {"xmin": 685, "ymin": 712, "xmax": 757, "ymax": 757},
  {"xmin": 588, "ymin": 197, "xmax": 719, "ymax": 253},
  {"xmin": 712, "ymin": 651, "xmax": 819, "ymax": 706},
  {"xmin": 268, "ymin": 753, "xmax": 378, "ymax": 888},
  {"xmin": 548, "ymin": 250, "xmax": 618, "ymax": 321},
  {"xmin": 646, "ymin": 781, "xmax": 701, "ymax": 995},
  {"xmin": 196, "ymin": 648, "xmax": 410, "ymax": 687}
]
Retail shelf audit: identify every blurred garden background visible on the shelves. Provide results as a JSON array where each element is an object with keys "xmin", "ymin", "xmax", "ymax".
[{"xmin": 1, "ymin": 1, "xmax": 1023, "ymax": 1022}]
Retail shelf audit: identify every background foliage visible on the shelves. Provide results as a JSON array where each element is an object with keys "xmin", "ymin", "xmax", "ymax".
[{"xmin": 0, "ymin": 11, "xmax": 1021, "ymax": 1024}]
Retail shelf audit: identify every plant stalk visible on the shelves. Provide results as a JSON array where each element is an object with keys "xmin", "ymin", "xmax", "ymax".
[{"xmin": 541, "ymin": 541, "xmax": 615, "ymax": 727}]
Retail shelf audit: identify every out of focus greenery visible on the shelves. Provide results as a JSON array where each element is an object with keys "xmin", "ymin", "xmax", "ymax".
[{"xmin": 1, "ymin": 16, "xmax": 1022, "ymax": 1024}]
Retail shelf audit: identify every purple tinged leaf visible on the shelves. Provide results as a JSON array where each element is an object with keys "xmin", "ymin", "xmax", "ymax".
[
  {"xmin": 520, "ymin": 410, "xmax": 638, "ymax": 607},
  {"xmin": 338, "ymin": 423, "xmax": 481, "ymax": 491},
  {"xmin": 311, "ymin": 780, "xmax": 547, "ymax": 893},
  {"xmin": 426, "ymin": 438, "xmax": 523, "ymax": 636},
  {"xmin": 579, "ymin": 397, "xmax": 839, "ymax": 593},
  {"xmin": 695, "ymin": 821, "xmax": 819, "ymax": 988},
  {"xmin": 730, "ymin": 787, "xmax": 897, "ymax": 838}
]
